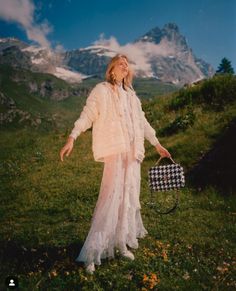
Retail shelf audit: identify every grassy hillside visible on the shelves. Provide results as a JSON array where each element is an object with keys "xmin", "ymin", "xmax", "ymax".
[
  {"xmin": 0, "ymin": 73, "xmax": 235, "ymax": 290},
  {"xmin": 0, "ymin": 65, "xmax": 179, "ymax": 133},
  {"xmin": 133, "ymin": 77, "xmax": 180, "ymax": 99},
  {"xmin": 141, "ymin": 73, "xmax": 236, "ymax": 196}
]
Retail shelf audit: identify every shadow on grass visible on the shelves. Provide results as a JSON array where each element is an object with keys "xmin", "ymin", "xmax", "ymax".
[
  {"xmin": 0, "ymin": 239, "xmax": 84, "ymax": 275},
  {"xmin": 187, "ymin": 117, "xmax": 236, "ymax": 196}
]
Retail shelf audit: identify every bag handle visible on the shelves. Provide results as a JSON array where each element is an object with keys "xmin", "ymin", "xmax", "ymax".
[
  {"xmin": 155, "ymin": 156, "xmax": 176, "ymax": 165},
  {"xmin": 146, "ymin": 155, "xmax": 180, "ymax": 215}
]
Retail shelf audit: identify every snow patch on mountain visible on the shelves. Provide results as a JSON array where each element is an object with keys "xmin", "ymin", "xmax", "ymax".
[{"xmin": 53, "ymin": 67, "xmax": 88, "ymax": 83}]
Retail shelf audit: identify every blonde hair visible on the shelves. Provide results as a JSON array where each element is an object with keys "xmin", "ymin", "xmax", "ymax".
[{"xmin": 105, "ymin": 53, "xmax": 134, "ymax": 91}]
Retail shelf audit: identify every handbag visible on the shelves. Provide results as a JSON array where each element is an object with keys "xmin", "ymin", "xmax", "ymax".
[{"xmin": 147, "ymin": 156, "xmax": 185, "ymax": 214}]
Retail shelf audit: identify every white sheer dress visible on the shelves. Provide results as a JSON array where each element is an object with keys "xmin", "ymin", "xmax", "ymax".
[{"xmin": 75, "ymin": 83, "xmax": 148, "ymax": 267}]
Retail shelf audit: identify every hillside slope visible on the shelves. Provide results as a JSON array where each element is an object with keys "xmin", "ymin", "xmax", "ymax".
[
  {"xmin": 0, "ymin": 64, "xmax": 178, "ymax": 129},
  {"xmin": 141, "ymin": 73, "xmax": 236, "ymax": 195},
  {"xmin": 187, "ymin": 116, "xmax": 236, "ymax": 195}
]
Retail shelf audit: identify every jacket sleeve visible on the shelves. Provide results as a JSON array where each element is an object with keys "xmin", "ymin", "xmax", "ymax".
[
  {"xmin": 141, "ymin": 109, "xmax": 161, "ymax": 146},
  {"xmin": 69, "ymin": 84, "xmax": 100, "ymax": 140}
]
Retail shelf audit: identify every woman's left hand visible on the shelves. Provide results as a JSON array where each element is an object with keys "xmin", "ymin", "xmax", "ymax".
[{"xmin": 155, "ymin": 143, "xmax": 172, "ymax": 158}]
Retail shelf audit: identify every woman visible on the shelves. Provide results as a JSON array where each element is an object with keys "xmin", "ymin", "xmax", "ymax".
[{"xmin": 60, "ymin": 54, "xmax": 171, "ymax": 274}]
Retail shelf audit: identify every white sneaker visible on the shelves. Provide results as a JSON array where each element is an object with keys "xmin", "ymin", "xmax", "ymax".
[
  {"xmin": 121, "ymin": 250, "xmax": 135, "ymax": 260},
  {"xmin": 86, "ymin": 262, "xmax": 95, "ymax": 274}
]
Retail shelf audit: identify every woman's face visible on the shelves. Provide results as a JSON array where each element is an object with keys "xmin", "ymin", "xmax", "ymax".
[{"xmin": 112, "ymin": 57, "xmax": 129, "ymax": 81}]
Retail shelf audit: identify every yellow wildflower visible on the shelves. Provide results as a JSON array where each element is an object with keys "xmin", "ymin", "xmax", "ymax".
[
  {"xmin": 143, "ymin": 274, "xmax": 149, "ymax": 282},
  {"xmin": 162, "ymin": 250, "xmax": 168, "ymax": 262},
  {"xmin": 142, "ymin": 272, "xmax": 160, "ymax": 289}
]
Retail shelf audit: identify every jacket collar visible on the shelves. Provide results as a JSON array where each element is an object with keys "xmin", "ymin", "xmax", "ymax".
[{"xmin": 102, "ymin": 81, "xmax": 136, "ymax": 97}]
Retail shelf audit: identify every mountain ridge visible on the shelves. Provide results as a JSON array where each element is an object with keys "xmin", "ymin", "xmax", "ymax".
[{"xmin": 0, "ymin": 22, "xmax": 215, "ymax": 85}]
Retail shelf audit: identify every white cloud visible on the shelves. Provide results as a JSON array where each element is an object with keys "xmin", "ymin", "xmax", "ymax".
[
  {"xmin": 92, "ymin": 33, "xmax": 178, "ymax": 76},
  {"xmin": 0, "ymin": 0, "xmax": 53, "ymax": 48},
  {"xmin": 54, "ymin": 43, "xmax": 65, "ymax": 53}
]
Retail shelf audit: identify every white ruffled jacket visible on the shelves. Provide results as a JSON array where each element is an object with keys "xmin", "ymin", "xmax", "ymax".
[{"xmin": 69, "ymin": 81, "xmax": 160, "ymax": 163}]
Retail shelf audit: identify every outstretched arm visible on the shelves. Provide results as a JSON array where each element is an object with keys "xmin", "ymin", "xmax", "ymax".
[{"xmin": 69, "ymin": 85, "xmax": 100, "ymax": 141}]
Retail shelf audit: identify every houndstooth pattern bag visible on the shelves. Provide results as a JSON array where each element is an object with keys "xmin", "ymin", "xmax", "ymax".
[
  {"xmin": 147, "ymin": 156, "xmax": 185, "ymax": 214},
  {"xmin": 148, "ymin": 156, "xmax": 185, "ymax": 191}
]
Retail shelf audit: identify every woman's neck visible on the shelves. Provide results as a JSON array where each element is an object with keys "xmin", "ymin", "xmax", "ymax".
[{"xmin": 115, "ymin": 79, "xmax": 123, "ymax": 86}]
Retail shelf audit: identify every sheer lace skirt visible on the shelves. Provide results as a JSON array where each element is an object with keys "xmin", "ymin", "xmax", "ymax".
[{"xmin": 75, "ymin": 141, "xmax": 148, "ymax": 266}]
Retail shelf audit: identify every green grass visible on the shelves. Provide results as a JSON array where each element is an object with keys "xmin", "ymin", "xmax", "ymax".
[
  {"xmin": 0, "ymin": 74, "xmax": 236, "ymax": 290},
  {"xmin": 133, "ymin": 77, "xmax": 180, "ymax": 99},
  {"xmin": 0, "ymin": 131, "xmax": 235, "ymax": 289}
]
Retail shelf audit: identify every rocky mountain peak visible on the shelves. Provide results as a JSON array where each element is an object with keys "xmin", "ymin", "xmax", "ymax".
[
  {"xmin": 163, "ymin": 22, "xmax": 179, "ymax": 33},
  {"xmin": 136, "ymin": 22, "xmax": 188, "ymax": 50}
]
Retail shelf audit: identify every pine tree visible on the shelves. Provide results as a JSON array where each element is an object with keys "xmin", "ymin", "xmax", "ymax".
[{"xmin": 216, "ymin": 57, "xmax": 235, "ymax": 74}]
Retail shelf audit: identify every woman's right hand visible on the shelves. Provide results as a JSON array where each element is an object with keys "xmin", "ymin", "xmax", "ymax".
[
  {"xmin": 60, "ymin": 137, "xmax": 74, "ymax": 162},
  {"xmin": 155, "ymin": 143, "xmax": 171, "ymax": 158}
]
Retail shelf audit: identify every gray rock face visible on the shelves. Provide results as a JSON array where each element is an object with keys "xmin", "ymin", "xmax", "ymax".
[
  {"xmin": 0, "ymin": 91, "xmax": 31, "ymax": 125},
  {"xmin": 0, "ymin": 46, "xmax": 32, "ymax": 69},
  {"xmin": 0, "ymin": 37, "xmax": 28, "ymax": 51},
  {"xmin": 63, "ymin": 48, "xmax": 111, "ymax": 76},
  {"xmin": 0, "ymin": 92, "xmax": 16, "ymax": 109}
]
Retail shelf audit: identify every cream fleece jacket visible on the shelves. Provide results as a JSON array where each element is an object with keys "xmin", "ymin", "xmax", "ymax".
[{"xmin": 69, "ymin": 81, "xmax": 160, "ymax": 163}]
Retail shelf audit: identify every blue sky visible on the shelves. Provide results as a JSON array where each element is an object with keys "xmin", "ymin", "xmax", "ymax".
[{"xmin": 0, "ymin": 0, "xmax": 235, "ymax": 71}]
